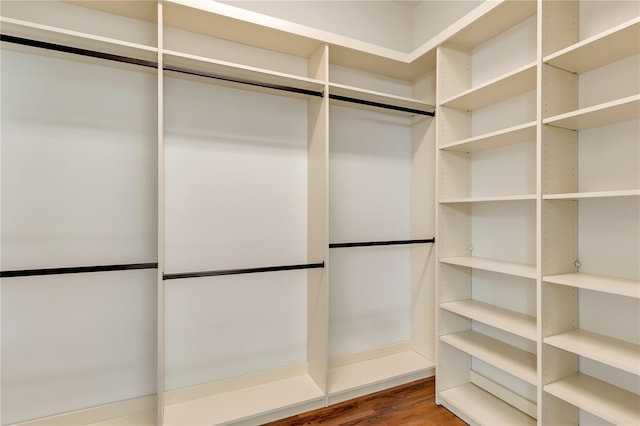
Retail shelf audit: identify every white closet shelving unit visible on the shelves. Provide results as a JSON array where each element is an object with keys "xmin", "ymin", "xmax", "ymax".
[
  {"xmin": 436, "ymin": 0, "xmax": 640, "ymax": 425},
  {"xmin": 540, "ymin": 1, "xmax": 640, "ymax": 425},
  {"xmin": 435, "ymin": 1, "xmax": 539, "ymax": 424},
  {"xmin": 0, "ymin": 0, "xmax": 436, "ymax": 425},
  {"xmin": 1, "ymin": 1, "xmax": 638, "ymax": 425}
]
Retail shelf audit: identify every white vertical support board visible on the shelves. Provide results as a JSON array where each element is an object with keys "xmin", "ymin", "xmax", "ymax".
[
  {"xmin": 541, "ymin": 0, "xmax": 578, "ymax": 58},
  {"xmin": 306, "ymin": 43, "xmax": 329, "ymax": 394},
  {"xmin": 0, "ymin": 49, "xmax": 157, "ymax": 424},
  {"xmin": 542, "ymin": 199, "xmax": 578, "ymax": 277},
  {"xmin": 436, "ymin": 43, "xmax": 470, "ymax": 103},
  {"xmin": 541, "ymin": 64, "xmax": 577, "ymax": 119},
  {"xmin": 156, "ymin": 0, "xmax": 165, "ymax": 422},
  {"xmin": 410, "ymin": 112, "xmax": 436, "ymax": 360},
  {"xmin": 541, "ymin": 125, "xmax": 577, "ymax": 196}
]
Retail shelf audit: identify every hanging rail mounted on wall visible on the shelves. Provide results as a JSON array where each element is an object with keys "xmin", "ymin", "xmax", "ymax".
[
  {"xmin": 0, "ymin": 34, "xmax": 159, "ymax": 69},
  {"xmin": 0, "ymin": 34, "xmax": 323, "ymax": 98},
  {"xmin": 329, "ymin": 94, "xmax": 435, "ymax": 117},
  {"xmin": 163, "ymin": 262, "xmax": 325, "ymax": 280},
  {"xmin": 0, "ymin": 263, "xmax": 158, "ymax": 278},
  {"xmin": 329, "ymin": 238, "xmax": 435, "ymax": 248},
  {"xmin": 163, "ymin": 65, "xmax": 324, "ymax": 98}
]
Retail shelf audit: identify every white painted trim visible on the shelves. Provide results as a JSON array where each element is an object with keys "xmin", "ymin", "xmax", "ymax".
[{"xmin": 9, "ymin": 396, "xmax": 156, "ymax": 426}]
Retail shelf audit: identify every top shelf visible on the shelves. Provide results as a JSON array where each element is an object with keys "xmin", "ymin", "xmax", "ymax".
[
  {"xmin": 544, "ymin": 18, "xmax": 640, "ymax": 74},
  {"xmin": 444, "ymin": 0, "xmax": 537, "ymax": 49},
  {"xmin": 163, "ymin": 49, "xmax": 325, "ymax": 98},
  {"xmin": 0, "ymin": 17, "xmax": 158, "ymax": 63}
]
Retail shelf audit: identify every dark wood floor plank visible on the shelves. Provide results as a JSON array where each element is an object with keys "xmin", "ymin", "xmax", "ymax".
[{"xmin": 262, "ymin": 377, "xmax": 467, "ymax": 426}]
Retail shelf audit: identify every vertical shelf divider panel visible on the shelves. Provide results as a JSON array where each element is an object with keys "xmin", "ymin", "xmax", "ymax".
[
  {"xmin": 156, "ymin": 1, "xmax": 166, "ymax": 423},
  {"xmin": 305, "ymin": 42, "xmax": 330, "ymax": 401}
]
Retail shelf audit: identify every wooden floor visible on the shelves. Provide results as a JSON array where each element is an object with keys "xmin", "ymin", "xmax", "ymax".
[{"xmin": 263, "ymin": 377, "xmax": 467, "ymax": 425}]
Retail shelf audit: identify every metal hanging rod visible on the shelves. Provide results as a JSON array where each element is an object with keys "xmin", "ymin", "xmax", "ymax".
[
  {"xmin": 0, "ymin": 34, "xmax": 158, "ymax": 69},
  {"xmin": 329, "ymin": 238, "xmax": 435, "ymax": 248},
  {"xmin": 329, "ymin": 94, "xmax": 435, "ymax": 117},
  {"xmin": 0, "ymin": 35, "xmax": 323, "ymax": 98},
  {"xmin": 0, "ymin": 262, "xmax": 158, "ymax": 278},
  {"xmin": 163, "ymin": 262, "xmax": 325, "ymax": 280},
  {"xmin": 164, "ymin": 65, "xmax": 324, "ymax": 98}
]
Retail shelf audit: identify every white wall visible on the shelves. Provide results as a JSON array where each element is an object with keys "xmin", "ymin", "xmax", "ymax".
[
  {"xmin": 412, "ymin": 0, "xmax": 483, "ymax": 49},
  {"xmin": 219, "ymin": 0, "xmax": 483, "ymax": 53}
]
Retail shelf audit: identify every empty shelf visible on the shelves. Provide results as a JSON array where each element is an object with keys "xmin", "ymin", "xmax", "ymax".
[
  {"xmin": 544, "ymin": 329, "xmax": 640, "ymax": 375},
  {"xmin": 441, "ymin": 331, "xmax": 537, "ymax": 385},
  {"xmin": 545, "ymin": 373, "xmax": 640, "ymax": 426},
  {"xmin": 439, "ymin": 256, "xmax": 537, "ymax": 279},
  {"xmin": 544, "ymin": 18, "xmax": 640, "ymax": 74},
  {"xmin": 163, "ymin": 374, "xmax": 324, "ymax": 426},
  {"xmin": 440, "ymin": 300, "xmax": 537, "ymax": 341},
  {"xmin": 441, "ymin": 62, "xmax": 536, "ymax": 110},
  {"xmin": 328, "ymin": 350, "xmax": 434, "ymax": 397},
  {"xmin": 163, "ymin": 50, "xmax": 324, "ymax": 97},
  {"xmin": 440, "ymin": 121, "xmax": 536, "ymax": 152},
  {"xmin": 543, "ymin": 94, "xmax": 640, "ymax": 131},
  {"xmin": 439, "ymin": 383, "xmax": 536, "ymax": 426},
  {"xmin": 440, "ymin": 194, "xmax": 536, "ymax": 204},
  {"xmin": 445, "ymin": 1, "xmax": 537, "ymax": 49},
  {"xmin": 0, "ymin": 17, "xmax": 158, "ymax": 63},
  {"xmin": 543, "ymin": 189, "xmax": 640, "ymax": 200},
  {"xmin": 544, "ymin": 272, "xmax": 640, "ymax": 299}
]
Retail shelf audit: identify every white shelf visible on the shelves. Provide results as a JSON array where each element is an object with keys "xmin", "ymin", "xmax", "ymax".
[
  {"xmin": 0, "ymin": 17, "xmax": 158, "ymax": 62},
  {"xmin": 439, "ymin": 383, "xmax": 536, "ymax": 426},
  {"xmin": 439, "ymin": 256, "xmax": 537, "ymax": 279},
  {"xmin": 441, "ymin": 62, "xmax": 536, "ymax": 111},
  {"xmin": 163, "ymin": 49, "xmax": 325, "ymax": 97},
  {"xmin": 545, "ymin": 373, "xmax": 640, "ymax": 426},
  {"xmin": 543, "ymin": 94, "xmax": 640, "ymax": 131},
  {"xmin": 65, "ymin": 0, "xmax": 157, "ymax": 23},
  {"xmin": 440, "ymin": 194, "xmax": 536, "ymax": 204},
  {"xmin": 445, "ymin": 1, "xmax": 537, "ymax": 49},
  {"xmin": 543, "ymin": 189, "xmax": 640, "ymax": 200},
  {"xmin": 544, "ymin": 329, "xmax": 640, "ymax": 375},
  {"xmin": 328, "ymin": 83, "xmax": 434, "ymax": 117},
  {"xmin": 440, "ymin": 300, "xmax": 537, "ymax": 341},
  {"xmin": 328, "ymin": 350, "xmax": 434, "ymax": 397},
  {"xmin": 441, "ymin": 331, "xmax": 537, "ymax": 385},
  {"xmin": 544, "ymin": 18, "xmax": 640, "ymax": 74},
  {"xmin": 163, "ymin": 374, "xmax": 324, "ymax": 426},
  {"xmin": 544, "ymin": 272, "xmax": 640, "ymax": 299},
  {"xmin": 440, "ymin": 121, "xmax": 536, "ymax": 153}
]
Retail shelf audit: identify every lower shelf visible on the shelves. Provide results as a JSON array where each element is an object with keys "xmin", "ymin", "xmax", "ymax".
[
  {"xmin": 439, "ymin": 383, "xmax": 536, "ymax": 426},
  {"xmin": 163, "ymin": 374, "xmax": 324, "ymax": 426},
  {"xmin": 328, "ymin": 350, "xmax": 434, "ymax": 404},
  {"xmin": 545, "ymin": 373, "xmax": 640, "ymax": 426},
  {"xmin": 441, "ymin": 331, "xmax": 537, "ymax": 385}
]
